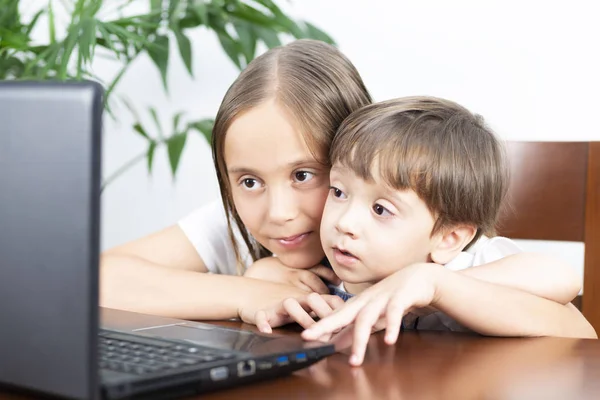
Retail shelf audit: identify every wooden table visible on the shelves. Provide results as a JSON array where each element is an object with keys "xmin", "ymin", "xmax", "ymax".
[
  {"xmin": 196, "ymin": 322, "xmax": 600, "ymax": 400},
  {"xmin": 2, "ymin": 320, "xmax": 600, "ymax": 400}
]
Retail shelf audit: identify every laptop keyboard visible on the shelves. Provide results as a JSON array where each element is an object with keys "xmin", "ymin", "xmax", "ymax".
[{"xmin": 99, "ymin": 330, "xmax": 236, "ymax": 376}]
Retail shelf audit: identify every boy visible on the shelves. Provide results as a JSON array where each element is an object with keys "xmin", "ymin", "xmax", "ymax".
[{"xmin": 255, "ymin": 97, "xmax": 596, "ymax": 365}]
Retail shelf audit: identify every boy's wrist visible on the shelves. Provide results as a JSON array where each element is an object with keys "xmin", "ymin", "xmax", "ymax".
[{"xmin": 416, "ymin": 262, "xmax": 447, "ymax": 307}]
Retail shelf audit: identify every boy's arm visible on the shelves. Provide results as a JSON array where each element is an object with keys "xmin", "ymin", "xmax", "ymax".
[
  {"xmin": 459, "ymin": 252, "xmax": 581, "ymax": 305},
  {"xmin": 302, "ymin": 263, "xmax": 596, "ymax": 366},
  {"xmin": 432, "ymin": 265, "xmax": 595, "ymax": 338}
]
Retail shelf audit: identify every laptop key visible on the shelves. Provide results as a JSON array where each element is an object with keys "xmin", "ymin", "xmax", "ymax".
[{"xmin": 180, "ymin": 358, "xmax": 201, "ymax": 365}]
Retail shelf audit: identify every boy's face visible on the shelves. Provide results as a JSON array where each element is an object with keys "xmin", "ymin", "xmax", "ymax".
[{"xmin": 320, "ymin": 164, "xmax": 439, "ymax": 286}]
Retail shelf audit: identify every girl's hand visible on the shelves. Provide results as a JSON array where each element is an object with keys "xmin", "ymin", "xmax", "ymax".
[
  {"xmin": 244, "ymin": 256, "xmax": 341, "ymax": 294},
  {"xmin": 302, "ymin": 263, "xmax": 443, "ymax": 366},
  {"xmin": 255, "ymin": 293, "xmax": 346, "ymax": 337}
]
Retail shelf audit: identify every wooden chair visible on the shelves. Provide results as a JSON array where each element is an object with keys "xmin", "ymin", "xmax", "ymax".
[{"xmin": 496, "ymin": 141, "xmax": 600, "ymax": 332}]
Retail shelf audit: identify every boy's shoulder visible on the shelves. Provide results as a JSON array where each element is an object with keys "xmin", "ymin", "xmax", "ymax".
[{"xmin": 445, "ymin": 236, "xmax": 522, "ymax": 271}]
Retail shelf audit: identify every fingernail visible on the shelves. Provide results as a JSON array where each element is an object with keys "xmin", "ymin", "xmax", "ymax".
[{"xmin": 349, "ymin": 354, "xmax": 359, "ymax": 365}]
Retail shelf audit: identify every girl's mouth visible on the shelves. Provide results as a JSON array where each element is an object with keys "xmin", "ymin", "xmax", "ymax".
[{"xmin": 276, "ymin": 232, "xmax": 311, "ymax": 249}]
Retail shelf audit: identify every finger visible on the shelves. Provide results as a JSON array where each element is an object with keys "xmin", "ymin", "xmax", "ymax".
[
  {"xmin": 308, "ymin": 265, "xmax": 342, "ymax": 285},
  {"xmin": 350, "ymin": 298, "xmax": 388, "ymax": 366},
  {"xmin": 372, "ymin": 317, "xmax": 387, "ymax": 334},
  {"xmin": 322, "ymin": 294, "xmax": 346, "ymax": 311},
  {"xmin": 302, "ymin": 299, "xmax": 366, "ymax": 340},
  {"xmin": 299, "ymin": 271, "xmax": 330, "ymax": 294},
  {"xmin": 384, "ymin": 296, "xmax": 406, "ymax": 345},
  {"xmin": 306, "ymin": 293, "xmax": 336, "ymax": 320},
  {"xmin": 294, "ymin": 281, "xmax": 315, "ymax": 293},
  {"xmin": 331, "ymin": 325, "xmax": 355, "ymax": 352},
  {"xmin": 255, "ymin": 310, "xmax": 273, "ymax": 334},
  {"xmin": 283, "ymin": 298, "xmax": 318, "ymax": 330}
]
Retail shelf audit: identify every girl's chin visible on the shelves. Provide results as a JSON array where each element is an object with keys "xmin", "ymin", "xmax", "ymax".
[{"xmin": 276, "ymin": 252, "xmax": 325, "ymax": 270}]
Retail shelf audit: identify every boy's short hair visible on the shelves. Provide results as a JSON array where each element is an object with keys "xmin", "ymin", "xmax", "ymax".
[{"xmin": 331, "ymin": 96, "xmax": 509, "ymax": 245}]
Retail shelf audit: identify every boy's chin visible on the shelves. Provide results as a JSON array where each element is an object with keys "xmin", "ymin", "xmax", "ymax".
[{"xmin": 333, "ymin": 269, "xmax": 366, "ymax": 285}]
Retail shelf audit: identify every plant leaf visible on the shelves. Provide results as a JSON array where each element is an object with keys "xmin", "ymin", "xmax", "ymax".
[
  {"xmin": 58, "ymin": 27, "xmax": 79, "ymax": 80},
  {"xmin": 216, "ymin": 31, "xmax": 242, "ymax": 70},
  {"xmin": 189, "ymin": 118, "xmax": 214, "ymax": 144},
  {"xmin": 167, "ymin": 133, "xmax": 187, "ymax": 177},
  {"xmin": 254, "ymin": 26, "xmax": 280, "ymax": 48},
  {"xmin": 233, "ymin": 21, "xmax": 256, "ymax": 64},
  {"xmin": 191, "ymin": 1, "xmax": 208, "ymax": 24},
  {"xmin": 97, "ymin": 23, "xmax": 121, "ymax": 59},
  {"xmin": 147, "ymin": 140, "xmax": 157, "ymax": 174},
  {"xmin": 133, "ymin": 122, "xmax": 150, "ymax": 139},
  {"xmin": 172, "ymin": 111, "xmax": 184, "ymax": 132},
  {"xmin": 148, "ymin": 107, "xmax": 164, "ymax": 139},
  {"xmin": 230, "ymin": 4, "xmax": 277, "ymax": 28},
  {"xmin": 48, "ymin": 0, "xmax": 56, "ymax": 44},
  {"xmin": 150, "ymin": 0, "xmax": 162, "ymax": 13},
  {"xmin": 147, "ymin": 34, "xmax": 170, "ymax": 91},
  {"xmin": 79, "ymin": 17, "xmax": 97, "ymax": 64},
  {"xmin": 174, "ymin": 29, "xmax": 193, "ymax": 76},
  {"xmin": 25, "ymin": 9, "xmax": 45, "ymax": 36},
  {"xmin": 304, "ymin": 21, "xmax": 336, "ymax": 45}
]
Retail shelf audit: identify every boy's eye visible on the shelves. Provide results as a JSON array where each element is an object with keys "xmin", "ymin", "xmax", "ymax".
[
  {"xmin": 330, "ymin": 186, "xmax": 346, "ymax": 199},
  {"xmin": 241, "ymin": 178, "xmax": 261, "ymax": 191},
  {"xmin": 294, "ymin": 171, "xmax": 315, "ymax": 183},
  {"xmin": 373, "ymin": 203, "xmax": 392, "ymax": 216}
]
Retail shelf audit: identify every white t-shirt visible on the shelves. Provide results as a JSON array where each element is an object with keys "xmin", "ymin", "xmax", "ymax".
[
  {"xmin": 178, "ymin": 200, "xmax": 251, "ymax": 275},
  {"xmin": 179, "ymin": 200, "xmax": 522, "ymax": 277}
]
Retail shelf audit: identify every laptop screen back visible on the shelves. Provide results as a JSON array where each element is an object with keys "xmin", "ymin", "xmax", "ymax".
[{"xmin": 0, "ymin": 81, "xmax": 102, "ymax": 399}]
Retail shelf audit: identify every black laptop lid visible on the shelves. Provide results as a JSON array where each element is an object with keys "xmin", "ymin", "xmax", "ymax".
[{"xmin": 0, "ymin": 81, "xmax": 102, "ymax": 399}]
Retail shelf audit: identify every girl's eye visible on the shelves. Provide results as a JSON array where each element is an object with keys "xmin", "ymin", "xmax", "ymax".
[
  {"xmin": 294, "ymin": 171, "xmax": 315, "ymax": 183},
  {"xmin": 373, "ymin": 203, "xmax": 393, "ymax": 216},
  {"xmin": 241, "ymin": 178, "xmax": 261, "ymax": 191},
  {"xmin": 330, "ymin": 186, "xmax": 346, "ymax": 199}
]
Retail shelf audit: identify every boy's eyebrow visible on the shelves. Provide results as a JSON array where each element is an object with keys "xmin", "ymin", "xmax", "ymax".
[
  {"xmin": 227, "ymin": 158, "xmax": 322, "ymax": 174},
  {"xmin": 384, "ymin": 187, "xmax": 415, "ymax": 213}
]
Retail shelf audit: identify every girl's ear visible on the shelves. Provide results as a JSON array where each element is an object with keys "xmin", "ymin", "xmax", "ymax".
[{"xmin": 430, "ymin": 225, "xmax": 477, "ymax": 265}]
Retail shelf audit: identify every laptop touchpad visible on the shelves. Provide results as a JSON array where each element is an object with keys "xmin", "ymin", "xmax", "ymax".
[{"xmin": 138, "ymin": 324, "xmax": 277, "ymax": 353}]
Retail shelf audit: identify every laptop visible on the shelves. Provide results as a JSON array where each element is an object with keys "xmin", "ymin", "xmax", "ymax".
[{"xmin": 0, "ymin": 81, "xmax": 334, "ymax": 400}]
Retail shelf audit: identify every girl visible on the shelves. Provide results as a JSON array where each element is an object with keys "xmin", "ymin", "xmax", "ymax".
[
  {"xmin": 100, "ymin": 40, "xmax": 372, "ymax": 320},
  {"xmin": 101, "ymin": 40, "xmax": 580, "ymax": 323}
]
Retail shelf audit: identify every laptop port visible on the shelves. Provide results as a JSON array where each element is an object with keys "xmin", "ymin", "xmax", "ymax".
[
  {"xmin": 276, "ymin": 355, "xmax": 289, "ymax": 366},
  {"xmin": 209, "ymin": 366, "xmax": 229, "ymax": 381},
  {"xmin": 257, "ymin": 361, "xmax": 273, "ymax": 370},
  {"xmin": 295, "ymin": 352, "xmax": 307, "ymax": 362},
  {"xmin": 237, "ymin": 360, "xmax": 256, "ymax": 377}
]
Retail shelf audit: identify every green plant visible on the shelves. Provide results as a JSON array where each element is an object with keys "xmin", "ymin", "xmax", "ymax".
[{"xmin": 0, "ymin": 0, "xmax": 334, "ymax": 190}]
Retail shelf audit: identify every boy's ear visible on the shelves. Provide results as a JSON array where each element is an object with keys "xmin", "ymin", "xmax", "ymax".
[{"xmin": 430, "ymin": 225, "xmax": 477, "ymax": 265}]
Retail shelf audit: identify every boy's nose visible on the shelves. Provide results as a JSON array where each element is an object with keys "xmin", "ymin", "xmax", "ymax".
[{"xmin": 335, "ymin": 206, "xmax": 360, "ymax": 238}]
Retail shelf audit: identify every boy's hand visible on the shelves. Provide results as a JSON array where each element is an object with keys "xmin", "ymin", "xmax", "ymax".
[
  {"xmin": 302, "ymin": 263, "xmax": 443, "ymax": 366},
  {"xmin": 255, "ymin": 293, "xmax": 346, "ymax": 337},
  {"xmin": 244, "ymin": 257, "xmax": 341, "ymax": 294}
]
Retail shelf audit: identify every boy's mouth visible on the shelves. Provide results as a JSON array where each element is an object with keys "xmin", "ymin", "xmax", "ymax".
[{"xmin": 332, "ymin": 247, "xmax": 359, "ymax": 264}]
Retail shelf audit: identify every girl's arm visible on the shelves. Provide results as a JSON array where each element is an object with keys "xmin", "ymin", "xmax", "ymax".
[{"xmin": 100, "ymin": 225, "xmax": 309, "ymax": 320}]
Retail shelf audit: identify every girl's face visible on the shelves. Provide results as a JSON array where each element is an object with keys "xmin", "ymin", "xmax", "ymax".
[{"xmin": 225, "ymin": 99, "xmax": 330, "ymax": 269}]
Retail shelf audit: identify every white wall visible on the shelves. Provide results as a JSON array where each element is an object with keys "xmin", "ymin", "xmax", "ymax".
[{"xmin": 24, "ymin": 1, "xmax": 600, "ymax": 280}]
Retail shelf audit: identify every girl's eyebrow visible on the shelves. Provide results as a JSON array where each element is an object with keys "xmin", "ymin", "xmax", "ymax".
[{"xmin": 227, "ymin": 158, "xmax": 322, "ymax": 174}]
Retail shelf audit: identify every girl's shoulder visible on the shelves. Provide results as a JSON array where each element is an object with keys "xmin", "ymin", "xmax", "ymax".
[{"xmin": 178, "ymin": 200, "xmax": 251, "ymax": 274}]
